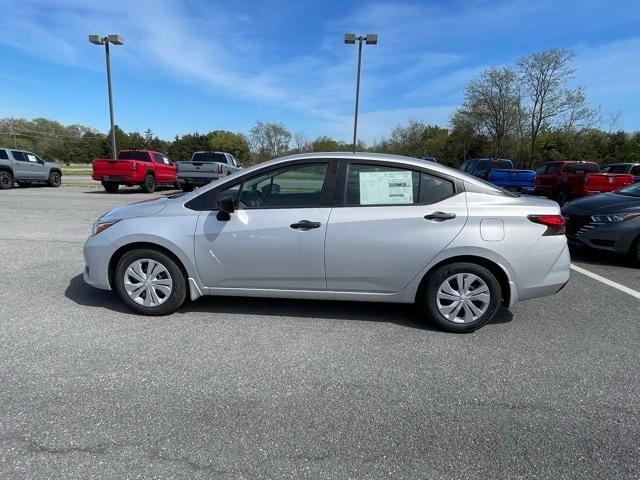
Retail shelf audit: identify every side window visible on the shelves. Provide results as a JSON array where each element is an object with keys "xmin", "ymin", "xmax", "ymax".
[
  {"xmin": 535, "ymin": 165, "xmax": 548, "ymax": 174},
  {"xmin": 545, "ymin": 163, "xmax": 559, "ymax": 175},
  {"xmin": 153, "ymin": 153, "xmax": 170, "ymax": 165},
  {"xmin": 346, "ymin": 164, "xmax": 419, "ymax": 206},
  {"xmin": 475, "ymin": 160, "xmax": 490, "ymax": 171},
  {"xmin": 218, "ymin": 183, "xmax": 241, "ymax": 206},
  {"xmin": 466, "ymin": 160, "xmax": 477, "ymax": 173},
  {"xmin": 460, "ymin": 161, "xmax": 469, "ymax": 172},
  {"xmin": 419, "ymin": 173, "xmax": 455, "ymax": 204},
  {"xmin": 11, "ymin": 151, "xmax": 27, "ymax": 162},
  {"xmin": 26, "ymin": 153, "xmax": 39, "ymax": 163},
  {"xmin": 0, "ymin": 149, "xmax": 8, "ymax": 160},
  {"xmin": 631, "ymin": 165, "xmax": 640, "ymax": 175},
  {"xmin": 238, "ymin": 163, "xmax": 328, "ymax": 208}
]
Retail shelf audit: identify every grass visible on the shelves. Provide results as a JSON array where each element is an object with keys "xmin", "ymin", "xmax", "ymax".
[{"xmin": 62, "ymin": 164, "xmax": 92, "ymax": 176}]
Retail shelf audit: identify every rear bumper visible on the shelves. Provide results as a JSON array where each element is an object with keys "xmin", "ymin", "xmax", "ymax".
[
  {"xmin": 515, "ymin": 242, "xmax": 571, "ymax": 302},
  {"xmin": 177, "ymin": 175, "xmax": 222, "ymax": 186},
  {"xmin": 92, "ymin": 175, "xmax": 142, "ymax": 184}
]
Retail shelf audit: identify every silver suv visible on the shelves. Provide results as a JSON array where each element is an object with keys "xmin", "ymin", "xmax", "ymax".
[
  {"xmin": 0, "ymin": 148, "xmax": 63, "ymax": 189},
  {"xmin": 83, "ymin": 152, "xmax": 570, "ymax": 332}
]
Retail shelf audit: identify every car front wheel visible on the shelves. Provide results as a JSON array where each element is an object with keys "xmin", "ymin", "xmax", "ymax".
[
  {"xmin": 114, "ymin": 249, "xmax": 187, "ymax": 315},
  {"xmin": 419, "ymin": 262, "xmax": 502, "ymax": 333},
  {"xmin": 48, "ymin": 171, "xmax": 62, "ymax": 187}
]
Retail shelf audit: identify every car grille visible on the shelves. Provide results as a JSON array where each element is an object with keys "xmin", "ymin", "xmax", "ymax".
[{"xmin": 564, "ymin": 214, "xmax": 596, "ymax": 238}]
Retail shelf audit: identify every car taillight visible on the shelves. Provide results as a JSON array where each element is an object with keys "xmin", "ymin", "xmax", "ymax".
[
  {"xmin": 217, "ymin": 164, "xmax": 224, "ymax": 174},
  {"xmin": 528, "ymin": 214, "xmax": 566, "ymax": 236}
]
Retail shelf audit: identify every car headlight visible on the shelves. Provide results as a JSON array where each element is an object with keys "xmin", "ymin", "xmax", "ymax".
[
  {"xmin": 590, "ymin": 213, "xmax": 639, "ymax": 223},
  {"xmin": 92, "ymin": 219, "xmax": 120, "ymax": 236}
]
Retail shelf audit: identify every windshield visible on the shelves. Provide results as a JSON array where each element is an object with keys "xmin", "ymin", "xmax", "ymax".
[
  {"xmin": 192, "ymin": 152, "xmax": 227, "ymax": 163},
  {"xmin": 562, "ymin": 162, "xmax": 599, "ymax": 173},
  {"xmin": 476, "ymin": 159, "xmax": 513, "ymax": 170},
  {"xmin": 615, "ymin": 184, "xmax": 640, "ymax": 197},
  {"xmin": 602, "ymin": 164, "xmax": 630, "ymax": 174},
  {"xmin": 118, "ymin": 151, "xmax": 151, "ymax": 161}
]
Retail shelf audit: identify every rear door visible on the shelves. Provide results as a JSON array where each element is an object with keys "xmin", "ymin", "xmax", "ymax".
[
  {"xmin": 152, "ymin": 153, "xmax": 174, "ymax": 183},
  {"xmin": 194, "ymin": 161, "xmax": 335, "ymax": 290},
  {"xmin": 10, "ymin": 151, "xmax": 31, "ymax": 178},
  {"xmin": 324, "ymin": 161, "xmax": 467, "ymax": 293}
]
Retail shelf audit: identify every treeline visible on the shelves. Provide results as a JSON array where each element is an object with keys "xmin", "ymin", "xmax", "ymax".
[{"xmin": 1, "ymin": 48, "xmax": 639, "ymax": 168}]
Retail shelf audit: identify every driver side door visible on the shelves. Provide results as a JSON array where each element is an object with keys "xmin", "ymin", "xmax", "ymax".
[{"xmin": 194, "ymin": 161, "xmax": 334, "ymax": 290}]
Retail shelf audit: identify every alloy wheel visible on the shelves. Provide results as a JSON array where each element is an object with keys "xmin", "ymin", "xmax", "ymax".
[
  {"xmin": 123, "ymin": 258, "xmax": 173, "ymax": 307},
  {"xmin": 436, "ymin": 273, "xmax": 491, "ymax": 323}
]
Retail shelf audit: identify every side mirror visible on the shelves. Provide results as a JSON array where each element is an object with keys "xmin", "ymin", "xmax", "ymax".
[{"xmin": 216, "ymin": 197, "xmax": 235, "ymax": 221}]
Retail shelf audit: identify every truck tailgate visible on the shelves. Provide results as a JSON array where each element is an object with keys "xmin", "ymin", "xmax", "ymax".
[
  {"xmin": 489, "ymin": 169, "xmax": 536, "ymax": 189},
  {"xmin": 584, "ymin": 173, "xmax": 634, "ymax": 192},
  {"xmin": 92, "ymin": 159, "xmax": 134, "ymax": 176}
]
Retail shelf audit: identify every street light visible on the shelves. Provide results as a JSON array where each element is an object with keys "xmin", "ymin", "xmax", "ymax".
[
  {"xmin": 89, "ymin": 34, "xmax": 125, "ymax": 161},
  {"xmin": 344, "ymin": 33, "xmax": 378, "ymax": 152}
]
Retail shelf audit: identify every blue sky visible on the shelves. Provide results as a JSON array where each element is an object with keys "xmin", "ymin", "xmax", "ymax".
[{"xmin": 1, "ymin": 0, "xmax": 639, "ymax": 144}]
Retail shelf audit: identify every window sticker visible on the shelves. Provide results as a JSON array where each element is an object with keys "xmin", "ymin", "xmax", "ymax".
[{"xmin": 359, "ymin": 171, "xmax": 413, "ymax": 205}]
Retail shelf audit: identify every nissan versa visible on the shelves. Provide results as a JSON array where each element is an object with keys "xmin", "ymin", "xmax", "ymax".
[{"xmin": 83, "ymin": 153, "xmax": 570, "ymax": 332}]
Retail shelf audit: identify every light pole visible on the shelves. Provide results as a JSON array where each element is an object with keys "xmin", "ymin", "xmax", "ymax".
[
  {"xmin": 344, "ymin": 33, "xmax": 378, "ymax": 153},
  {"xmin": 89, "ymin": 34, "xmax": 125, "ymax": 161}
]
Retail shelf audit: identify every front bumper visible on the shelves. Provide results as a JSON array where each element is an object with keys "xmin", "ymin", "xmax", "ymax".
[
  {"xmin": 564, "ymin": 213, "xmax": 639, "ymax": 254},
  {"xmin": 83, "ymin": 237, "xmax": 112, "ymax": 290}
]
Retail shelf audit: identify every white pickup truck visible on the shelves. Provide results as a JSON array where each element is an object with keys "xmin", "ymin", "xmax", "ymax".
[{"xmin": 176, "ymin": 151, "xmax": 241, "ymax": 192}]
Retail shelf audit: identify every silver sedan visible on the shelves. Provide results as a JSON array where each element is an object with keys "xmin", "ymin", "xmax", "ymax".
[{"xmin": 83, "ymin": 152, "xmax": 570, "ymax": 332}]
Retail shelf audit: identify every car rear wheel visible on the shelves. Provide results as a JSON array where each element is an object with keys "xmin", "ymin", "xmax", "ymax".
[
  {"xmin": 114, "ymin": 249, "xmax": 187, "ymax": 315},
  {"xmin": 419, "ymin": 262, "xmax": 502, "ymax": 333},
  {"xmin": 48, "ymin": 171, "xmax": 62, "ymax": 187},
  {"xmin": 141, "ymin": 174, "xmax": 156, "ymax": 193},
  {"xmin": 102, "ymin": 181, "xmax": 119, "ymax": 193},
  {"xmin": 0, "ymin": 171, "xmax": 14, "ymax": 189}
]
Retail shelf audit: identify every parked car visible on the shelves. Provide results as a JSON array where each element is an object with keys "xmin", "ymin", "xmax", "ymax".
[
  {"xmin": 562, "ymin": 183, "xmax": 640, "ymax": 262},
  {"xmin": 535, "ymin": 160, "xmax": 634, "ymax": 205},
  {"xmin": 460, "ymin": 158, "xmax": 536, "ymax": 193},
  {"xmin": 176, "ymin": 151, "xmax": 241, "ymax": 192},
  {"xmin": 92, "ymin": 150, "xmax": 177, "ymax": 193},
  {"xmin": 0, "ymin": 148, "xmax": 62, "ymax": 190},
  {"xmin": 83, "ymin": 152, "xmax": 570, "ymax": 333},
  {"xmin": 601, "ymin": 163, "xmax": 640, "ymax": 183}
]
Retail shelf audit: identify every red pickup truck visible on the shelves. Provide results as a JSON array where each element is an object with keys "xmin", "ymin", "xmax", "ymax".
[
  {"xmin": 92, "ymin": 150, "xmax": 177, "ymax": 193},
  {"xmin": 535, "ymin": 160, "xmax": 634, "ymax": 205}
]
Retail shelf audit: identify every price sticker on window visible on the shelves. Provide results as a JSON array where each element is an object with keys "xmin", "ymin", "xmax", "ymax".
[{"xmin": 359, "ymin": 171, "xmax": 414, "ymax": 205}]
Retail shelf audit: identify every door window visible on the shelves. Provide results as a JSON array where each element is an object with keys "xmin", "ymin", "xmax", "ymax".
[
  {"xmin": 535, "ymin": 165, "xmax": 548, "ymax": 174},
  {"xmin": 0, "ymin": 149, "xmax": 8, "ymax": 160},
  {"xmin": 235, "ymin": 163, "xmax": 328, "ymax": 208},
  {"xmin": 631, "ymin": 165, "xmax": 640, "ymax": 175},
  {"xmin": 545, "ymin": 163, "xmax": 559, "ymax": 175},
  {"xmin": 153, "ymin": 153, "xmax": 171, "ymax": 165},
  {"xmin": 346, "ymin": 164, "xmax": 419, "ymax": 206},
  {"xmin": 11, "ymin": 151, "xmax": 27, "ymax": 162},
  {"xmin": 419, "ymin": 173, "xmax": 455, "ymax": 204},
  {"xmin": 26, "ymin": 154, "xmax": 39, "ymax": 163},
  {"xmin": 562, "ymin": 163, "xmax": 599, "ymax": 174}
]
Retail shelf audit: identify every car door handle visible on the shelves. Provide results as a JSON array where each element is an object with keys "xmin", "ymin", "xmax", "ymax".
[
  {"xmin": 424, "ymin": 211, "xmax": 456, "ymax": 221},
  {"xmin": 290, "ymin": 220, "xmax": 321, "ymax": 230}
]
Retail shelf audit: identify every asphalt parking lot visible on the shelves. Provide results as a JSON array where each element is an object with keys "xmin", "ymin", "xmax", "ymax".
[{"xmin": 0, "ymin": 186, "xmax": 638, "ymax": 479}]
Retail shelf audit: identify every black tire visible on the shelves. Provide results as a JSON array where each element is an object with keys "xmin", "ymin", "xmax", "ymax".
[
  {"xmin": 48, "ymin": 171, "xmax": 62, "ymax": 187},
  {"xmin": 141, "ymin": 174, "xmax": 156, "ymax": 193},
  {"xmin": 102, "ymin": 181, "xmax": 119, "ymax": 193},
  {"xmin": 114, "ymin": 249, "xmax": 187, "ymax": 316},
  {"xmin": 180, "ymin": 183, "xmax": 194, "ymax": 192},
  {"xmin": 629, "ymin": 235, "xmax": 640, "ymax": 266},
  {"xmin": 556, "ymin": 188, "xmax": 568, "ymax": 206},
  {"xmin": 174, "ymin": 181, "xmax": 181, "ymax": 190},
  {"xmin": 17, "ymin": 181, "xmax": 31, "ymax": 188},
  {"xmin": 418, "ymin": 262, "xmax": 502, "ymax": 333},
  {"xmin": 0, "ymin": 170, "xmax": 13, "ymax": 190}
]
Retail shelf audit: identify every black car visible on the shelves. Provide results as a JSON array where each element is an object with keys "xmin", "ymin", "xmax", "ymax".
[{"xmin": 561, "ymin": 183, "xmax": 640, "ymax": 262}]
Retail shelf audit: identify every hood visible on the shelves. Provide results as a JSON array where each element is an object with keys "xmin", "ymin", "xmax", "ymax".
[
  {"xmin": 562, "ymin": 192, "xmax": 640, "ymax": 215},
  {"xmin": 99, "ymin": 196, "xmax": 171, "ymax": 222}
]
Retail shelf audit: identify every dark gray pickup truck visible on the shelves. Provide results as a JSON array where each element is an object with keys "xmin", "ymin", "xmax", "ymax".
[
  {"xmin": 176, "ymin": 151, "xmax": 241, "ymax": 192},
  {"xmin": 0, "ymin": 148, "xmax": 63, "ymax": 189}
]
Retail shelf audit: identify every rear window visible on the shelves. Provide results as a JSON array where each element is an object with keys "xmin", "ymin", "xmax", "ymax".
[
  {"xmin": 602, "ymin": 164, "xmax": 630, "ymax": 174},
  {"xmin": 118, "ymin": 151, "xmax": 151, "ymax": 161},
  {"xmin": 0, "ymin": 149, "xmax": 7, "ymax": 160},
  {"xmin": 192, "ymin": 152, "xmax": 228, "ymax": 164},
  {"xmin": 476, "ymin": 159, "xmax": 513, "ymax": 170},
  {"xmin": 562, "ymin": 162, "xmax": 599, "ymax": 174}
]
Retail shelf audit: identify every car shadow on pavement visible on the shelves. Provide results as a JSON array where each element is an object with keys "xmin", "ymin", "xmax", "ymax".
[
  {"xmin": 83, "ymin": 187, "xmax": 179, "ymax": 195},
  {"xmin": 65, "ymin": 274, "xmax": 131, "ymax": 314},
  {"xmin": 569, "ymin": 244, "xmax": 638, "ymax": 270},
  {"xmin": 65, "ymin": 274, "xmax": 513, "ymax": 331}
]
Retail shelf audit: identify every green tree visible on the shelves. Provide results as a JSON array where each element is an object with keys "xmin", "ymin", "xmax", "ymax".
[{"xmin": 207, "ymin": 130, "xmax": 251, "ymax": 164}]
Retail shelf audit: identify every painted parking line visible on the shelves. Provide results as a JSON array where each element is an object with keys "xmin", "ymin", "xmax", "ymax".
[{"xmin": 570, "ymin": 264, "xmax": 640, "ymax": 300}]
